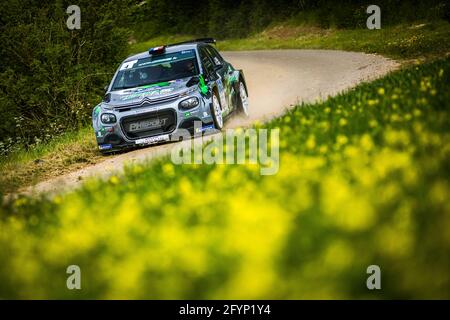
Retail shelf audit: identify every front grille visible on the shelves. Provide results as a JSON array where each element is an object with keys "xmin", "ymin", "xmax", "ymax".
[
  {"xmin": 114, "ymin": 94, "xmax": 180, "ymax": 112},
  {"xmin": 121, "ymin": 109, "xmax": 177, "ymax": 139}
]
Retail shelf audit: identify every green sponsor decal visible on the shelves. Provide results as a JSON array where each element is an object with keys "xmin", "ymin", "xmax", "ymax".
[
  {"xmin": 140, "ymin": 81, "xmax": 170, "ymax": 89},
  {"xmin": 198, "ymin": 75, "xmax": 208, "ymax": 95},
  {"xmin": 121, "ymin": 87, "xmax": 175, "ymax": 101}
]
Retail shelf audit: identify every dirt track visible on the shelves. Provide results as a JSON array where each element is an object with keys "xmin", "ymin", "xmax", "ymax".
[{"xmin": 19, "ymin": 50, "xmax": 399, "ymax": 196}]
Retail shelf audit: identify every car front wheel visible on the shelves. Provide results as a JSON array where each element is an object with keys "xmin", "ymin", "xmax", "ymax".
[
  {"xmin": 237, "ymin": 81, "xmax": 249, "ymax": 117},
  {"xmin": 210, "ymin": 92, "xmax": 223, "ymax": 130}
]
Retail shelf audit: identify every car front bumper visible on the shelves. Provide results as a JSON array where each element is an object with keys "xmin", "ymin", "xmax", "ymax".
[{"xmin": 93, "ymin": 94, "xmax": 215, "ymax": 152}]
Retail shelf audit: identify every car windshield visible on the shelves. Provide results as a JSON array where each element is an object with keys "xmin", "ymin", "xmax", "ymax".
[{"xmin": 111, "ymin": 49, "xmax": 198, "ymax": 91}]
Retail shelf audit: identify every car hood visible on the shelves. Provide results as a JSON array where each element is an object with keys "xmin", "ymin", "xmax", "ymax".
[{"xmin": 106, "ymin": 78, "xmax": 193, "ymax": 107}]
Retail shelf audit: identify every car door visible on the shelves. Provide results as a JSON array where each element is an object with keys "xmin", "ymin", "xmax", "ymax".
[
  {"xmin": 205, "ymin": 45, "xmax": 237, "ymax": 114},
  {"xmin": 199, "ymin": 46, "xmax": 230, "ymax": 115}
]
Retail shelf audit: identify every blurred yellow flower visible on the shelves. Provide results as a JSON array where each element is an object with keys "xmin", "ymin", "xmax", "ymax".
[
  {"xmin": 109, "ymin": 175, "xmax": 119, "ymax": 185},
  {"xmin": 306, "ymin": 135, "xmax": 316, "ymax": 150},
  {"xmin": 339, "ymin": 118, "xmax": 348, "ymax": 126},
  {"xmin": 162, "ymin": 163, "xmax": 175, "ymax": 177},
  {"xmin": 336, "ymin": 135, "xmax": 348, "ymax": 146}
]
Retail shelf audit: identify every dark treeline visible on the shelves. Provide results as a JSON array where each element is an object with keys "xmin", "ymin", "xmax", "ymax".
[
  {"xmin": 133, "ymin": 0, "xmax": 450, "ymax": 40},
  {"xmin": 0, "ymin": 0, "xmax": 448, "ymax": 154}
]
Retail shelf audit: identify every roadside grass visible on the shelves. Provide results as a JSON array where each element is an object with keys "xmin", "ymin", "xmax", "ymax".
[
  {"xmin": 0, "ymin": 127, "xmax": 101, "ymax": 194},
  {"xmin": 130, "ymin": 20, "xmax": 450, "ymax": 61},
  {"xmin": 1, "ymin": 57, "xmax": 448, "ymax": 299}
]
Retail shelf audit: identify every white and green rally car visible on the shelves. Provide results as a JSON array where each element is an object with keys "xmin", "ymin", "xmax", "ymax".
[{"xmin": 92, "ymin": 38, "xmax": 249, "ymax": 153}]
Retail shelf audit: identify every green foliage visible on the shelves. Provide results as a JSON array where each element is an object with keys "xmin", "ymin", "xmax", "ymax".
[
  {"xmin": 1, "ymin": 58, "xmax": 448, "ymax": 299},
  {"xmin": 0, "ymin": 0, "xmax": 132, "ymax": 154},
  {"xmin": 132, "ymin": 0, "xmax": 449, "ymax": 41}
]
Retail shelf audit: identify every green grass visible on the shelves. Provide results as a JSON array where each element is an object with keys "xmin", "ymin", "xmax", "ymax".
[
  {"xmin": 130, "ymin": 20, "xmax": 450, "ymax": 61},
  {"xmin": 1, "ymin": 57, "xmax": 448, "ymax": 299},
  {"xmin": 0, "ymin": 127, "xmax": 102, "ymax": 194}
]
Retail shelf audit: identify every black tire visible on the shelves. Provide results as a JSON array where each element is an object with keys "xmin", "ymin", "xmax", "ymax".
[
  {"xmin": 210, "ymin": 91, "xmax": 224, "ymax": 130},
  {"xmin": 237, "ymin": 81, "xmax": 249, "ymax": 117}
]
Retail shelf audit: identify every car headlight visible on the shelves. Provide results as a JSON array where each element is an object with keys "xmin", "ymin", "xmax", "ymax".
[
  {"xmin": 179, "ymin": 97, "xmax": 199, "ymax": 110},
  {"xmin": 101, "ymin": 113, "xmax": 116, "ymax": 124}
]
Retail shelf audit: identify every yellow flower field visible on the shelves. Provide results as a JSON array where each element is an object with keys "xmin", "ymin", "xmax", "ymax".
[{"xmin": 0, "ymin": 58, "xmax": 449, "ymax": 299}]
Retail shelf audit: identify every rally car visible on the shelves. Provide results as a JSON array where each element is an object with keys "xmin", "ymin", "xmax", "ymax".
[{"xmin": 92, "ymin": 38, "xmax": 249, "ymax": 153}]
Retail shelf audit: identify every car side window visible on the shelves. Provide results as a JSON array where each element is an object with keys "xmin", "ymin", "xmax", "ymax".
[
  {"xmin": 199, "ymin": 47, "xmax": 215, "ymax": 78},
  {"xmin": 206, "ymin": 46, "xmax": 224, "ymax": 66}
]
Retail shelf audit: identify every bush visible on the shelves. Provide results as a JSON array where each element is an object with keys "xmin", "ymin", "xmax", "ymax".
[{"xmin": 0, "ymin": 0, "xmax": 132, "ymax": 154}]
